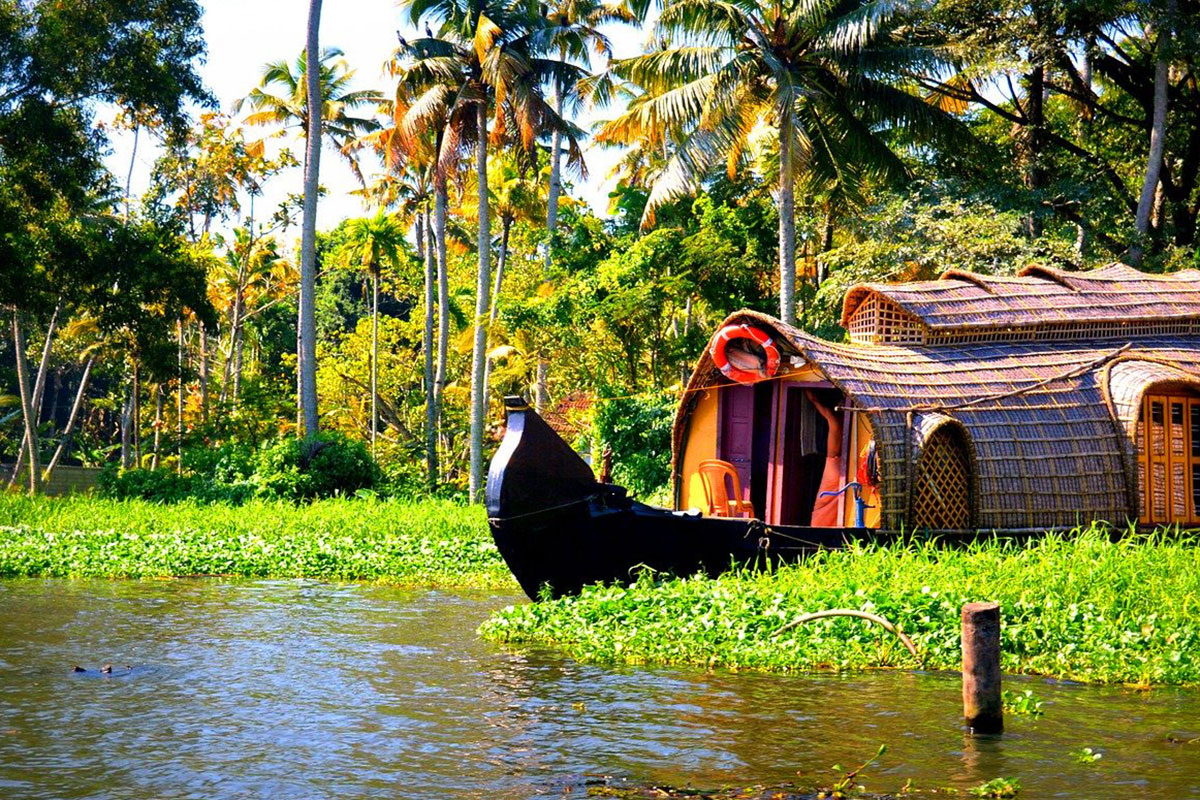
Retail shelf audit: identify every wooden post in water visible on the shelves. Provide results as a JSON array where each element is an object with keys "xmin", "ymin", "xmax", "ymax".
[{"xmin": 962, "ymin": 601, "xmax": 1003, "ymax": 734}]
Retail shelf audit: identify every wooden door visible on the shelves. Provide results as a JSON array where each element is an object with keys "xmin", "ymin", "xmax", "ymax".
[
  {"xmin": 718, "ymin": 385, "xmax": 754, "ymax": 504},
  {"xmin": 1137, "ymin": 392, "xmax": 1200, "ymax": 525}
]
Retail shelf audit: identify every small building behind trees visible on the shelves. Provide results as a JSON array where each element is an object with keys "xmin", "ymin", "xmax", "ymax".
[{"xmin": 673, "ymin": 264, "xmax": 1200, "ymax": 530}]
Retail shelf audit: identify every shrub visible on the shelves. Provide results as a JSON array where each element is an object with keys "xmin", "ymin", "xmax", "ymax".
[
  {"xmin": 593, "ymin": 391, "xmax": 675, "ymax": 497},
  {"xmin": 181, "ymin": 441, "xmax": 258, "ymax": 484},
  {"xmin": 96, "ymin": 466, "xmax": 254, "ymax": 505},
  {"xmin": 252, "ymin": 431, "xmax": 381, "ymax": 501}
]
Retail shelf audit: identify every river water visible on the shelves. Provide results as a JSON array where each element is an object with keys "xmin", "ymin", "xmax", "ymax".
[{"xmin": 0, "ymin": 579, "xmax": 1197, "ymax": 799}]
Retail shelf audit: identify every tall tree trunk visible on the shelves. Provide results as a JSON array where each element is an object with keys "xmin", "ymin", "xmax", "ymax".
[
  {"xmin": 423, "ymin": 208, "xmax": 438, "ymax": 489},
  {"xmin": 298, "ymin": 0, "xmax": 323, "ymax": 439},
  {"xmin": 545, "ymin": 86, "xmax": 564, "ymax": 272},
  {"xmin": 120, "ymin": 377, "xmax": 133, "ymax": 469},
  {"xmin": 490, "ymin": 216, "xmax": 511, "ymax": 326},
  {"xmin": 45, "ymin": 356, "xmax": 95, "ymax": 481},
  {"xmin": 125, "ymin": 124, "xmax": 139, "ymax": 222},
  {"xmin": 10, "ymin": 303, "xmax": 59, "ymax": 488},
  {"xmin": 468, "ymin": 100, "xmax": 492, "ymax": 503},
  {"xmin": 535, "ymin": 361, "xmax": 548, "ymax": 413},
  {"xmin": 199, "ymin": 324, "xmax": 210, "ymax": 423},
  {"xmin": 151, "ymin": 384, "xmax": 163, "ymax": 470},
  {"xmin": 415, "ymin": 207, "xmax": 426, "ymax": 265},
  {"xmin": 1022, "ymin": 64, "xmax": 1047, "ymax": 239},
  {"xmin": 10, "ymin": 313, "xmax": 40, "ymax": 495},
  {"xmin": 1132, "ymin": 1, "xmax": 1173, "ymax": 265},
  {"xmin": 434, "ymin": 178, "xmax": 449, "ymax": 426},
  {"xmin": 482, "ymin": 216, "xmax": 512, "ymax": 405},
  {"xmin": 537, "ymin": 80, "xmax": 565, "ymax": 416},
  {"xmin": 177, "ymin": 318, "xmax": 184, "ymax": 473},
  {"xmin": 370, "ymin": 267, "xmax": 379, "ymax": 459},
  {"xmin": 132, "ymin": 359, "xmax": 142, "ymax": 468},
  {"xmin": 1076, "ymin": 37, "xmax": 1094, "ymax": 255},
  {"xmin": 231, "ymin": 289, "xmax": 246, "ymax": 404},
  {"xmin": 778, "ymin": 113, "xmax": 796, "ymax": 327}
]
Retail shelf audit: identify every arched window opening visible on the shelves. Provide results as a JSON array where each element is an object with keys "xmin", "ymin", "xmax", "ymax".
[{"xmin": 913, "ymin": 426, "xmax": 973, "ymax": 530}]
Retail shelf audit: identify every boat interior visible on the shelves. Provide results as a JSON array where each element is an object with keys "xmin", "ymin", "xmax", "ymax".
[{"xmin": 677, "ymin": 370, "xmax": 881, "ymax": 529}]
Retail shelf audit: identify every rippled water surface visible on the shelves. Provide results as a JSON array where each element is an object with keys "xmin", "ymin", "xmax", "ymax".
[{"xmin": 1, "ymin": 579, "xmax": 1198, "ymax": 799}]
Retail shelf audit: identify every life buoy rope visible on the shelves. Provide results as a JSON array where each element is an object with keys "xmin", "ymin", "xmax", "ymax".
[{"xmin": 711, "ymin": 324, "xmax": 780, "ymax": 384}]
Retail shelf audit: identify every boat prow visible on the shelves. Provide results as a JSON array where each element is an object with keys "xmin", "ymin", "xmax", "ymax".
[{"xmin": 485, "ymin": 397, "xmax": 854, "ymax": 599}]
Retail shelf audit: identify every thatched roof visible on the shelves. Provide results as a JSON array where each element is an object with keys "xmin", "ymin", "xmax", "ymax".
[
  {"xmin": 842, "ymin": 264, "xmax": 1200, "ymax": 345},
  {"xmin": 675, "ymin": 305, "xmax": 1200, "ymax": 530}
]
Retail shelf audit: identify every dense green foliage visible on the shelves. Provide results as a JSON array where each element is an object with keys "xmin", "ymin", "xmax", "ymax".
[
  {"xmin": 482, "ymin": 528, "xmax": 1200, "ymax": 686},
  {"xmin": 98, "ymin": 432, "xmax": 384, "ymax": 503},
  {"xmin": 0, "ymin": 495, "xmax": 511, "ymax": 587},
  {"xmin": 592, "ymin": 392, "xmax": 676, "ymax": 496}
]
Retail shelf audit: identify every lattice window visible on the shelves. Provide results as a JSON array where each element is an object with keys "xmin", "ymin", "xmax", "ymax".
[
  {"xmin": 847, "ymin": 294, "xmax": 927, "ymax": 345},
  {"xmin": 912, "ymin": 427, "xmax": 972, "ymax": 530}
]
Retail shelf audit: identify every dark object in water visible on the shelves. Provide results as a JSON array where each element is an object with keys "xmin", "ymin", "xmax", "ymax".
[
  {"xmin": 486, "ymin": 397, "xmax": 865, "ymax": 600},
  {"xmin": 71, "ymin": 665, "xmax": 86, "ymax": 673},
  {"xmin": 100, "ymin": 664, "xmax": 112, "ymax": 674}
]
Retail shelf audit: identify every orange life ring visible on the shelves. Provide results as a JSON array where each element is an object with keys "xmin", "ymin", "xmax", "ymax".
[{"xmin": 711, "ymin": 324, "xmax": 780, "ymax": 384}]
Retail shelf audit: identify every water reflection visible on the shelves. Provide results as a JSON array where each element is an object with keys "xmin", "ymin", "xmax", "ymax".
[{"xmin": 0, "ymin": 580, "xmax": 1197, "ymax": 799}]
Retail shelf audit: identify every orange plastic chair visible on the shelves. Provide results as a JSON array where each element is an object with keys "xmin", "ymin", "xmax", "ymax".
[{"xmin": 697, "ymin": 459, "xmax": 755, "ymax": 518}]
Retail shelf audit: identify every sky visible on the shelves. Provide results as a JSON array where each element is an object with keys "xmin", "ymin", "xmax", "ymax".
[{"xmin": 105, "ymin": 0, "xmax": 649, "ymax": 239}]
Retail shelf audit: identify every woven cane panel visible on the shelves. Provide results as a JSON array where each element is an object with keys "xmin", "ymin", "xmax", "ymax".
[
  {"xmin": 1153, "ymin": 462, "xmax": 1167, "ymax": 519},
  {"xmin": 1138, "ymin": 462, "xmax": 1147, "ymax": 519},
  {"xmin": 1174, "ymin": 463, "xmax": 1188, "ymax": 518},
  {"xmin": 913, "ymin": 428, "xmax": 971, "ymax": 530}
]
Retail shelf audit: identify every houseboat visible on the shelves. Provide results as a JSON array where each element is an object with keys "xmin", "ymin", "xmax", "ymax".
[{"xmin": 487, "ymin": 263, "xmax": 1200, "ymax": 598}]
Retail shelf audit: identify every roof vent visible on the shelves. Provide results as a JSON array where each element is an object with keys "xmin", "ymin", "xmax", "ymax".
[{"xmin": 846, "ymin": 292, "xmax": 928, "ymax": 345}]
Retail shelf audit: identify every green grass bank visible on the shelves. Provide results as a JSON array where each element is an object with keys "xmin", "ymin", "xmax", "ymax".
[
  {"xmin": 0, "ymin": 494, "xmax": 514, "ymax": 588},
  {"xmin": 481, "ymin": 528, "xmax": 1200, "ymax": 686}
]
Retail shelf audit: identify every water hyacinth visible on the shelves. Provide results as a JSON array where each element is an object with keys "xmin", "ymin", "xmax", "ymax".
[
  {"xmin": 481, "ymin": 527, "xmax": 1200, "ymax": 686},
  {"xmin": 0, "ymin": 495, "xmax": 514, "ymax": 589}
]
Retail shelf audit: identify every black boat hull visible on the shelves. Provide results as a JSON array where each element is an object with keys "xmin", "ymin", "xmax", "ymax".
[{"xmin": 486, "ymin": 397, "xmax": 861, "ymax": 599}]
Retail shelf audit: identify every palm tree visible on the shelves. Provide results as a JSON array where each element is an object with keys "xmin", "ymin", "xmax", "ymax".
[
  {"xmin": 597, "ymin": 0, "xmax": 963, "ymax": 326},
  {"xmin": 396, "ymin": 0, "xmax": 584, "ymax": 501},
  {"xmin": 352, "ymin": 145, "xmax": 443, "ymax": 485},
  {"xmin": 211, "ymin": 230, "xmax": 293, "ymax": 405},
  {"xmin": 299, "ymin": 0, "xmax": 324, "ymax": 439},
  {"xmin": 236, "ymin": 47, "xmax": 383, "ymax": 183},
  {"xmin": 534, "ymin": 0, "xmax": 632, "ymax": 270},
  {"xmin": 340, "ymin": 212, "xmax": 407, "ymax": 457},
  {"xmin": 236, "ymin": 20, "xmax": 381, "ymax": 438}
]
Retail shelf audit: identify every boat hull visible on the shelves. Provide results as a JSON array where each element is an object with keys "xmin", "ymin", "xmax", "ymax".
[{"xmin": 486, "ymin": 397, "xmax": 860, "ymax": 599}]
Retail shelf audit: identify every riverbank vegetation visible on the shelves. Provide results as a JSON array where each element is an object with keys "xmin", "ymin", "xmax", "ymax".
[
  {"xmin": 0, "ymin": 495, "xmax": 512, "ymax": 588},
  {"xmin": 482, "ymin": 527, "xmax": 1200, "ymax": 686}
]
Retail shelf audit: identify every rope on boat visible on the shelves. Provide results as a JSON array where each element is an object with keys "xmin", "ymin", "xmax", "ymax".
[
  {"xmin": 486, "ymin": 495, "xmax": 593, "ymax": 524},
  {"xmin": 771, "ymin": 609, "xmax": 920, "ymax": 661}
]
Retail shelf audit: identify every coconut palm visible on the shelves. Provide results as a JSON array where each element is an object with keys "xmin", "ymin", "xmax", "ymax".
[
  {"xmin": 533, "ymin": 0, "xmax": 633, "ymax": 269},
  {"xmin": 597, "ymin": 0, "xmax": 963, "ymax": 326},
  {"xmin": 236, "ymin": 47, "xmax": 383, "ymax": 184},
  {"xmin": 395, "ymin": 0, "xmax": 586, "ymax": 501},
  {"xmin": 212, "ymin": 230, "xmax": 294, "ymax": 405},
  {"xmin": 340, "ymin": 212, "xmax": 408, "ymax": 457}
]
